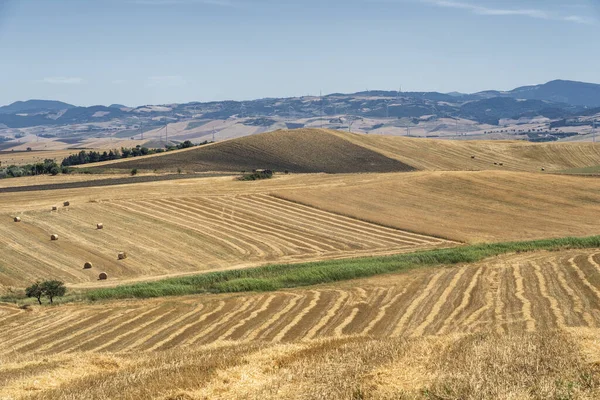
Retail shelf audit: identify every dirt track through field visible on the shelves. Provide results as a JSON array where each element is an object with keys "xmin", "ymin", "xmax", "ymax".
[{"xmin": 4, "ymin": 250, "xmax": 600, "ymax": 356}]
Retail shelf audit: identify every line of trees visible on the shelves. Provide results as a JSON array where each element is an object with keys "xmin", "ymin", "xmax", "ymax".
[
  {"xmin": 0, "ymin": 159, "xmax": 63, "ymax": 179},
  {"xmin": 61, "ymin": 140, "xmax": 201, "ymax": 167}
]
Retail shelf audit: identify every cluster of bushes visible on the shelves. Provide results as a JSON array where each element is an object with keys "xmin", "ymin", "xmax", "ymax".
[
  {"xmin": 0, "ymin": 159, "xmax": 65, "ymax": 179},
  {"xmin": 61, "ymin": 140, "xmax": 205, "ymax": 167},
  {"xmin": 239, "ymin": 169, "xmax": 274, "ymax": 181}
]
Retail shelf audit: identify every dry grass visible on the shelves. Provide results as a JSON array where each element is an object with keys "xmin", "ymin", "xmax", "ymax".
[
  {"xmin": 0, "ymin": 192, "xmax": 450, "ymax": 287},
  {"xmin": 73, "ymin": 128, "xmax": 600, "ymax": 174},
  {"xmin": 0, "ymin": 150, "xmax": 80, "ymax": 167},
  {"xmin": 2, "ymin": 331, "xmax": 599, "ymax": 399},
  {"xmin": 330, "ymin": 129, "xmax": 600, "ymax": 172},
  {"xmin": 276, "ymin": 170, "xmax": 600, "ymax": 243},
  {"xmin": 2, "ymin": 250, "xmax": 600, "ymax": 355},
  {"xmin": 89, "ymin": 129, "xmax": 414, "ymax": 173}
]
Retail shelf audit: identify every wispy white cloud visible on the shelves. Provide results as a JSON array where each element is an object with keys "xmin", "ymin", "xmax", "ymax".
[
  {"xmin": 146, "ymin": 75, "xmax": 187, "ymax": 87},
  {"xmin": 40, "ymin": 77, "xmax": 85, "ymax": 85},
  {"xmin": 422, "ymin": 0, "xmax": 595, "ymax": 24},
  {"xmin": 130, "ymin": 0, "xmax": 235, "ymax": 6}
]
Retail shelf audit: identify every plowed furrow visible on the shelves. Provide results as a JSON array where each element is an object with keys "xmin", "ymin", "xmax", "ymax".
[
  {"xmin": 254, "ymin": 194, "xmax": 438, "ymax": 246},
  {"xmin": 218, "ymin": 295, "xmax": 278, "ymax": 341},
  {"xmin": 531, "ymin": 260, "xmax": 565, "ymax": 328},
  {"xmin": 140, "ymin": 303, "xmax": 206, "ymax": 352},
  {"xmin": 187, "ymin": 297, "xmax": 258, "ymax": 346},
  {"xmin": 199, "ymin": 197, "xmax": 345, "ymax": 252},
  {"xmin": 303, "ymin": 290, "xmax": 349, "ymax": 340},
  {"xmin": 439, "ymin": 267, "xmax": 483, "ymax": 334},
  {"xmin": 74, "ymin": 305, "xmax": 166, "ymax": 352},
  {"xmin": 513, "ymin": 264, "xmax": 535, "ymax": 332},
  {"xmin": 236, "ymin": 196, "xmax": 392, "ymax": 249},
  {"xmin": 157, "ymin": 199, "xmax": 290, "ymax": 258},
  {"xmin": 549, "ymin": 258, "xmax": 596, "ymax": 327},
  {"xmin": 342, "ymin": 288, "xmax": 391, "ymax": 335},
  {"xmin": 245, "ymin": 294, "xmax": 302, "ymax": 341},
  {"xmin": 121, "ymin": 200, "xmax": 263, "ymax": 257},
  {"xmin": 0, "ymin": 311, "xmax": 76, "ymax": 349},
  {"xmin": 411, "ymin": 267, "xmax": 469, "ymax": 336},
  {"xmin": 108, "ymin": 308, "xmax": 185, "ymax": 352},
  {"xmin": 110, "ymin": 200, "xmax": 256, "ymax": 257},
  {"xmin": 271, "ymin": 291, "xmax": 321, "ymax": 342},
  {"xmin": 259, "ymin": 193, "xmax": 445, "ymax": 243},
  {"xmin": 163, "ymin": 300, "xmax": 227, "ymax": 350},
  {"xmin": 38, "ymin": 308, "xmax": 140, "ymax": 354},
  {"xmin": 12, "ymin": 310, "xmax": 115, "ymax": 353},
  {"xmin": 390, "ymin": 269, "xmax": 447, "ymax": 337}
]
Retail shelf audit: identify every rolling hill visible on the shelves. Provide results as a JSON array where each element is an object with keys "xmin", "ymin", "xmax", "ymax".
[
  {"xmin": 90, "ymin": 128, "xmax": 600, "ymax": 174},
  {"xmin": 92, "ymin": 129, "xmax": 415, "ymax": 173}
]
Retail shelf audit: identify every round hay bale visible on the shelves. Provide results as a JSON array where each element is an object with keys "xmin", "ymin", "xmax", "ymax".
[
  {"xmin": 83, "ymin": 262, "xmax": 93, "ymax": 269},
  {"xmin": 541, "ymin": 167, "xmax": 545, "ymax": 171},
  {"xmin": 97, "ymin": 223, "xmax": 104, "ymax": 230},
  {"xmin": 51, "ymin": 234, "xmax": 59, "ymax": 241},
  {"xmin": 118, "ymin": 252, "xmax": 127, "ymax": 260},
  {"xmin": 471, "ymin": 155, "xmax": 475, "ymax": 159},
  {"xmin": 63, "ymin": 201, "xmax": 70, "ymax": 207},
  {"xmin": 14, "ymin": 217, "xmax": 21, "ymax": 223},
  {"xmin": 98, "ymin": 272, "xmax": 108, "ymax": 280},
  {"xmin": 499, "ymin": 162, "xmax": 504, "ymax": 166},
  {"xmin": 51, "ymin": 206, "xmax": 58, "ymax": 211}
]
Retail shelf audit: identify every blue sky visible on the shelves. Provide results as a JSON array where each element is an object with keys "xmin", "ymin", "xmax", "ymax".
[{"xmin": 0, "ymin": 0, "xmax": 598, "ymax": 106}]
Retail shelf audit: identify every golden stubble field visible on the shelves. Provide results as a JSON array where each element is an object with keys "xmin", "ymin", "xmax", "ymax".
[
  {"xmin": 3, "ymin": 250, "xmax": 600, "ymax": 398},
  {"xmin": 3, "ymin": 130, "xmax": 600, "ymax": 398}
]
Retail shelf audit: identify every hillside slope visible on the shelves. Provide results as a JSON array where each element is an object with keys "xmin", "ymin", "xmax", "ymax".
[
  {"xmin": 93, "ymin": 129, "xmax": 415, "ymax": 173},
  {"xmin": 276, "ymin": 171, "xmax": 600, "ymax": 243},
  {"xmin": 329, "ymin": 130, "xmax": 600, "ymax": 172}
]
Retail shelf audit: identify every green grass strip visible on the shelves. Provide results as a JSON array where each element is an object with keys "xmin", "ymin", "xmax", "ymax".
[{"xmin": 84, "ymin": 235, "xmax": 600, "ymax": 301}]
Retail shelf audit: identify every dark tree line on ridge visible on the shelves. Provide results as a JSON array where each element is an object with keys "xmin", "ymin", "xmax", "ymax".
[{"xmin": 61, "ymin": 140, "xmax": 203, "ymax": 167}]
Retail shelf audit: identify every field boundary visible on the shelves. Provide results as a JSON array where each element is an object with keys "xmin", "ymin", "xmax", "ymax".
[
  {"xmin": 79, "ymin": 235, "xmax": 600, "ymax": 302},
  {"xmin": 270, "ymin": 193, "xmax": 460, "ymax": 242}
]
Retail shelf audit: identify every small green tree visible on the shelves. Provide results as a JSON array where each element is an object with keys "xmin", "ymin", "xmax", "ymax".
[
  {"xmin": 131, "ymin": 168, "xmax": 138, "ymax": 176},
  {"xmin": 41, "ymin": 280, "xmax": 66, "ymax": 304},
  {"xmin": 25, "ymin": 281, "xmax": 44, "ymax": 305}
]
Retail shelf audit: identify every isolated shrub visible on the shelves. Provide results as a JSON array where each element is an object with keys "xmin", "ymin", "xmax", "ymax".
[{"xmin": 131, "ymin": 168, "xmax": 138, "ymax": 176}]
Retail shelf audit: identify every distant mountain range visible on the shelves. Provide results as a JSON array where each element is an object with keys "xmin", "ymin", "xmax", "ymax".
[
  {"xmin": 0, "ymin": 80, "xmax": 598, "ymax": 129},
  {"xmin": 0, "ymin": 100, "xmax": 75, "ymax": 115}
]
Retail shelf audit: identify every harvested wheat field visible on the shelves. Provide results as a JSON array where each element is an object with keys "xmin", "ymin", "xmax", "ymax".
[
  {"xmin": 89, "ymin": 129, "xmax": 415, "ymax": 173},
  {"xmin": 328, "ymin": 129, "xmax": 600, "ymax": 172},
  {"xmin": 0, "ymin": 193, "xmax": 451, "ymax": 286},
  {"xmin": 4, "ymin": 250, "xmax": 600, "ymax": 398},
  {"xmin": 83, "ymin": 128, "xmax": 600, "ymax": 174},
  {"xmin": 3, "ymin": 249, "xmax": 600, "ymax": 353},
  {"xmin": 3, "ymin": 170, "xmax": 600, "ymax": 286},
  {"xmin": 276, "ymin": 170, "xmax": 600, "ymax": 242}
]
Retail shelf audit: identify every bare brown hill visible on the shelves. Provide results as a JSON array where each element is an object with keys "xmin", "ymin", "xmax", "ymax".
[{"xmin": 93, "ymin": 129, "xmax": 414, "ymax": 173}]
